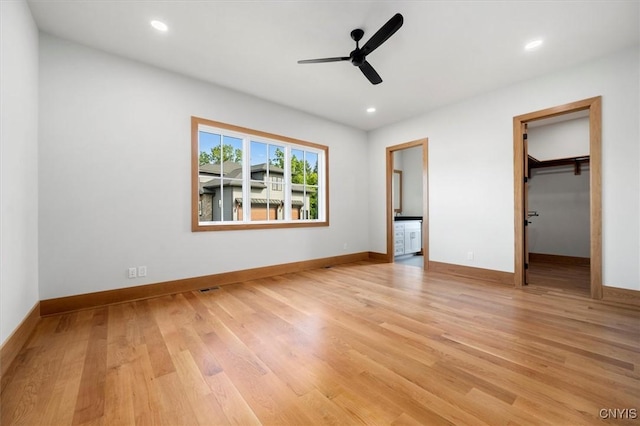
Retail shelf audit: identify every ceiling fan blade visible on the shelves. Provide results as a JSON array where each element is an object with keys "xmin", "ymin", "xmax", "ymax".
[
  {"xmin": 359, "ymin": 61, "xmax": 382, "ymax": 85},
  {"xmin": 361, "ymin": 13, "xmax": 403, "ymax": 57},
  {"xmin": 298, "ymin": 57, "xmax": 350, "ymax": 64}
]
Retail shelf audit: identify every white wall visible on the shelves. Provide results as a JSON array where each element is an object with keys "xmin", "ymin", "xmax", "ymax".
[
  {"xmin": 38, "ymin": 34, "xmax": 369, "ymax": 300},
  {"xmin": 528, "ymin": 117, "xmax": 589, "ymax": 160},
  {"xmin": 399, "ymin": 146, "xmax": 423, "ymax": 217},
  {"xmin": 393, "ymin": 150, "xmax": 403, "ymax": 170},
  {"xmin": 528, "ymin": 166, "xmax": 590, "ymax": 257},
  {"xmin": 368, "ymin": 47, "xmax": 640, "ymax": 290},
  {"xmin": 7, "ymin": 19, "xmax": 639, "ymax": 318},
  {"xmin": 0, "ymin": 0, "xmax": 40, "ymax": 345}
]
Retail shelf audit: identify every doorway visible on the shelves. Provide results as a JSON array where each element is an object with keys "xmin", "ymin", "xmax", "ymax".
[
  {"xmin": 385, "ymin": 139, "xmax": 429, "ymax": 268},
  {"xmin": 527, "ymin": 113, "xmax": 591, "ymax": 296},
  {"xmin": 513, "ymin": 97, "xmax": 602, "ymax": 298}
]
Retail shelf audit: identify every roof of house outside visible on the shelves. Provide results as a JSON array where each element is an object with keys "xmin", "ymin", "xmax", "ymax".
[
  {"xmin": 198, "ymin": 161, "xmax": 243, "ymax": 175},
  {"xmin": 250, "ymin": 163, "xmax": 284, "ymax": 174},
  {"xmin": 201, "ymin": 177, "xmax": 263, "ymax": 191},
  {"xmin": 200, "ymin": 162, "xmax": 287, "ymax": 179},
  {"xmin": 199, "ymin": 162, "xmax": 317, "ymax": 194}
]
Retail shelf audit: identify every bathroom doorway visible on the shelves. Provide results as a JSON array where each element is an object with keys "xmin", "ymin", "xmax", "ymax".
[{"xmin": 385, "ymin": 139, "xmax": 429, "ymax": 268}]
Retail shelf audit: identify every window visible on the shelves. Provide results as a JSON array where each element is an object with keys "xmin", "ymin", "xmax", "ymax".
[
  {"xmin": 272, "ymin": 176, "xmax": 283, "ymax": 191},
  {"xmin": 192, "ymin": 117, "xmax": 329, "ymax": 231}
]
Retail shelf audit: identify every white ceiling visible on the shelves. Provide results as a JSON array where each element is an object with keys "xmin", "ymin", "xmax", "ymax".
[{"xmin": 27, "ymin": 0, "xmax": 639, "ymax": 131}]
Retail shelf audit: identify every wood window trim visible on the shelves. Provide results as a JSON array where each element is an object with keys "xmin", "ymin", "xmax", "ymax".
[{"xmin": 191, "ymin": 116, "xmax": 329, "ymax": 231}]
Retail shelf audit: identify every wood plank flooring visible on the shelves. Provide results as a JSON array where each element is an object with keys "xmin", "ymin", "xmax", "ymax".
[
  {"xmin": 2, "ymin": 261, "xmax": 639, "ymax": 425},
  {"xmin": 528, "ymin": 259, "xmax": 591, "ymax": 297}
]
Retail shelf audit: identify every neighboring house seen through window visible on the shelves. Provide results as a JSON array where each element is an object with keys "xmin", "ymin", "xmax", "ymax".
[{"xmin": 192, "ymin": 117, "xmax": 328, "ymax": 231}]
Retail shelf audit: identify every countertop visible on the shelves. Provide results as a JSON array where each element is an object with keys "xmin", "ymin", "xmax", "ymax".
[{"xmin": 394, "ymin": 216, "xmax": 423, "ymax": 221}]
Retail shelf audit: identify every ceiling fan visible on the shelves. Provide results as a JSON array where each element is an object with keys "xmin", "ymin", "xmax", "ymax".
[{"xmin": 297, "ymin": 13, "xmax": 404, "ymax": 85}]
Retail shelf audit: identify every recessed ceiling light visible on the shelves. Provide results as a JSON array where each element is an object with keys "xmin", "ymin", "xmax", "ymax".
[
  {"xmin": 525, "ymin": 39, "xmax": 543, "ymax": 51},
  {"xmin": 366, "ymin": 107, "xmax": 376, "ymax": 113},
  {"xmin": 150, "ymin": 20, "xmax": 168, "ymax": 32}
]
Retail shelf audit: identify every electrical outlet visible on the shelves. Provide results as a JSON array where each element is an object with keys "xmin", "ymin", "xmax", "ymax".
[
  {"xmin": 128, "ymin": 267, "xmax": 137, "ymax": 279},
  {"xmin": 467, "ymin": 251, "xmax": 474, "ymax": 261},
  {"xmin": 138, "ymin": 266, "xmax": 147, "ymax": 277}
]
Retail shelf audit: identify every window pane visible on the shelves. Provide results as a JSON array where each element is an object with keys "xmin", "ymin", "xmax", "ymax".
[
  {"xmin": 250, "ymin": 141, "xmax": 267, "ymax": 167},
  {"xmin": 250, "ymin": 203, "xmax": 267, "ymax": 221},
  {"xmin": 221, "ymin": 135, "xmax": 243, "ymax": 179},
  {"xmin": 269, "ymin": 145, "xmax": 284, "ymax": 169},
  {"xmin": 268, "ymin": 145, "xmax": 285, "ymax": 220},
  {"xmin": 307, "ymin": 185, "xmax": 319, "ymax": 219},
  {"xmin": 220, "ymin": 184, "xmax": 237, "ymax": 221},
  {"xmin": 250, "ymin": 198, "xmax": 284, "ymax": 221},
  {"xmin": 305, "ymin": 152, "xmax": 318, "ymax": 185},
  {"xmin": 199, "ymin": 184, "xmax": 215, "ymax": 221},
  {"xmin": 199, "ymin": 131, "xmax": 220, "ymax": 222},
  {"xmin": 250, "ymin": 141, "xmax": 267, "ymax": 220},
  {"xmin": 290, "ymin": 149, "xmax": 320, "ymax": 220},
  {"xmin": 249, "ymin": 142, "xmax": 285, "ymax": 221},
  {"xmin": 291, "ymin": 181, "xmax": 306, "ymax": 220},
  {"xmin": 291, "ymin": 148, "xmax": 304, "ymax": 184},
  {"xmin": 200, "ymin": 178, "xmax": 243, "ymax": 222},
  {"xmin": 199, "ymin": 131, "xmax": 221, "ymax": 167},
  {"xmin": 226, "ymin": 180, "xmax": 243, "ymax": 221}
]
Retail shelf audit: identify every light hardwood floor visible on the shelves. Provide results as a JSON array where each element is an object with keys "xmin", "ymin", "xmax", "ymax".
[
  {"xmin": 527, "ymin": 259, "xmax": 590, "ymax": 297},
  {"xmin": 2, "ymin": 261, "xmax": 639, "ymax": 425}
]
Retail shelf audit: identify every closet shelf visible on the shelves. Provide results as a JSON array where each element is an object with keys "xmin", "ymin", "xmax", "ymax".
[{"xmin": 528, "ymin": 155, "xmax": 589, "ymax": 176}]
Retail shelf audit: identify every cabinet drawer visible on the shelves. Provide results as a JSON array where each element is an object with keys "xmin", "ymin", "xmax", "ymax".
[
  {"xmin": 394, "ymin": 231, "xmax": 404, "ymax": 239},
  {"xmin": 394, "ymin": 246, "xmax": 405, "ymax": 255}
]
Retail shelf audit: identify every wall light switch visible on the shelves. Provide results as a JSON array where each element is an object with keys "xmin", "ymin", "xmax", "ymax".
[{"xmin": 467, "ymin": 251, "xmax": 474, "ymax": 261}]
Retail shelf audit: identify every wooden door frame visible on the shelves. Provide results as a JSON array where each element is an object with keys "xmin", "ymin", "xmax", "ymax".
[
  {"xmin": 386, "ymin": 139, "xmax": 429, "ymax": 267},
  {"xmin": 513, "ymin": 96, "xmax": 602, "ymax": 298}
]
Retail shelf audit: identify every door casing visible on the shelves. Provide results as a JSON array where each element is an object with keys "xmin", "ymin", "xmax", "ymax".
[
  {"xmin": 386, "ymin": 139, "xmax": 429, "ymax": 266},
  {"xmin": 513, "ymin": 97, "xmax": 602, "ymax": 298}
]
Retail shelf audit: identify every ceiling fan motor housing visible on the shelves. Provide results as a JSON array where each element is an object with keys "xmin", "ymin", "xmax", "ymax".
[{"xmin": 350, "ymin": 49, "xmax": 366, "ymax": 66}]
